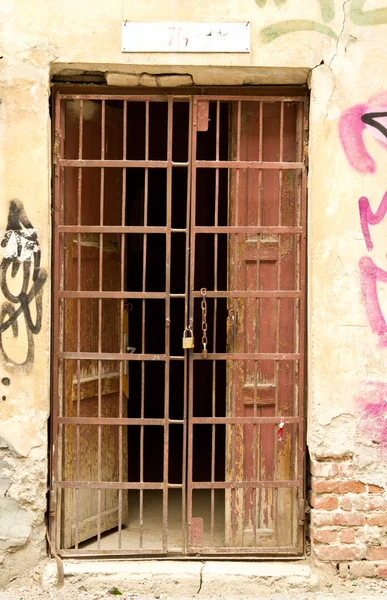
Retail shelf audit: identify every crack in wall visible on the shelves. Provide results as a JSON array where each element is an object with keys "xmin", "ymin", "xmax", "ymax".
[
  {"xmin": 329, "ymin": 0, "xmax": 351, "ymax": 69},
  {"xmin": 324, "ymin": 0, "xmax": 351, "ymax": 119},
  {"xmin": 197, "ymin": 563, "xmax": 204, "ymax": 594}
]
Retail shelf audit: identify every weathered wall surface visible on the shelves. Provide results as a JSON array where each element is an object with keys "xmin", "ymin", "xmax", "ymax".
[{"xmin": 2, "ymin": 0, "xmax": 387, "ymax": 583}]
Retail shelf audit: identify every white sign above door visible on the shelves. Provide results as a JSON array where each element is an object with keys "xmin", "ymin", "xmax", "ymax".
[{"xmin": 121, "ymin": 22, "xmax": 250, "ymax": 53}]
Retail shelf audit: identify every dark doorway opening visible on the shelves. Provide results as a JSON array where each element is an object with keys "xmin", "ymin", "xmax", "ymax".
[{"xmin": 124, "ymin": 101, "xmax": 229, "ymax": 488}]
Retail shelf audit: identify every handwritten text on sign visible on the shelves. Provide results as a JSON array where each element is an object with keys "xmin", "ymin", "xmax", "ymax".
[{"xmin": 121, "ymin": 22, "xmax": 250, "ymax": 53}]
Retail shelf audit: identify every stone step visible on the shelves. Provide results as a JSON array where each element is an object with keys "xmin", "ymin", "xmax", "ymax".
[{"xmin": 42, "ymin": 559, "xmax": 318, "ymax": 597}]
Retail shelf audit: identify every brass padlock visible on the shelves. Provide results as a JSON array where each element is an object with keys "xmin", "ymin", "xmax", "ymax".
[{"xmin": 182, "ymin": 327, "xmax": 195, "ymax": 350}]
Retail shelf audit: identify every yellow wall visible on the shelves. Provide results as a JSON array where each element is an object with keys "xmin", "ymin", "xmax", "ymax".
[{"xmin": 2, "ymin": 0, "xmax": 387, "ymax": 581}]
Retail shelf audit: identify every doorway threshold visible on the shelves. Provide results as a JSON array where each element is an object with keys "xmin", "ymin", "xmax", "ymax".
[{"xmin": 43, "ymin": 559, "xmax": 318, "ymax": 596}]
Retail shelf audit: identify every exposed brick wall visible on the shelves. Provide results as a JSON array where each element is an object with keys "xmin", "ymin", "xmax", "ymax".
[{"xmin": 309, "ymin": 455, "xmax": 387, "ymax": 578}]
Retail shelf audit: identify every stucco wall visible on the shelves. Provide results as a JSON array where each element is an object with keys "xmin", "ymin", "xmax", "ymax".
[{"xmin": 1, "ymin": 0, "xmax": 387, "ymax": 582}]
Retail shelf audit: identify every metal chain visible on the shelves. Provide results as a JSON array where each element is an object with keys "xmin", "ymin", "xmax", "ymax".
[{"xmin": 200, "ymin": 287, "xmax": 208, "ymax": 358}]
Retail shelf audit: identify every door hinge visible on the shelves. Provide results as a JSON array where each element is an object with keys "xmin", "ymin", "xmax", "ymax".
[
  {"xmin": 53, "ymin": 134, "xmax": 60, "ymax": 164},
  {"xmin": 49, "ymin": 489, "xmax": 57, "ymax": 517},
  {"xmin": 299, "ymin": 497, "xmax": 306, "ymax": 524},
  {"xmin": 303, "ymin": 145, "xmax": 309, "ymax": 169},
  {"xmin": 196, "ymin": 100, "xmax": 209, "ymax": 132}
]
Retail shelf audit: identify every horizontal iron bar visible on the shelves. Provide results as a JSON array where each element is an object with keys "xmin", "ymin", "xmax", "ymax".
[
  {"xmin": 58, "ymin": 93, "xmax": 306, "ymax": 102},
  {"xmin": 192, "ymin": 353, "xmax": 301, "ymax": 360},
  {"xmin": 59, "ymin": 226, "xmax": 171, "ymax": 234},
  {"xmin": 192, "ymin": 290, "xmax": 301, "ymax": 298},
  {"xmin": 55, "ymin": 481, "xmax": 183, "ymax": 489},
  {"xmin": 58, "ymin": 292, "xmax": 186, "ymax": 299},
  {"xmin": 57, "ymin": 225, "xmax": 303, "ymax": 234},
  {"xmin": 56, "ymin": 416, "xmax": 298, "ymax": 426},
  {"xmin": 58, "ymin": 549, "xmax": 169, "ymax": 556},
  {"xmin": 187, "ymin": 547, "xmax": 301, "ymax": 555},
  {"xmin": 193, "ymin": 95, "xmax": 306, "ymax": 102},
  {"xmin": 58, "ymin": 548, "xmax": 302, "ymax": 557},
  {"xmin": 57, "ymin": 159, "xmax": 188, "ymax": 168},
  {"xmin": 58, "ymin": 291, "xmax": 300, "ymax": 299},
  {"xmin": 190, "ymin": 481, "xmax": 300, "ymax": 489},
  {"xmin": 195, "ymin": 161, "xmax": 304, "ymax": 169},
  {"xmin": 58, "ymin": 159, "xmax": 304, "ymax": 170},
  {"xmin": 54, "ymin": 480, "xmax": 298, "ymax": 490},
  {"xmin": 58, "ymin": 352, "xmax": 300, "ymax": 361},
  {"xmin": 58, "ymin": 94, "xmax": 187, "ymax": 101},
  {"xmin": 58, "ymin": 417, "xmax": 185, "ymax": 425},
  {"xmin": 59, "ymin": 352, "xmax": 168, "ymax": 360},
  {"xmin": 191, "ymin": 417, "xmax": 300, "ymax": 424},
  {"xmin": 194, "ymin": 226, "xmax": 303, "ymax": 234}
]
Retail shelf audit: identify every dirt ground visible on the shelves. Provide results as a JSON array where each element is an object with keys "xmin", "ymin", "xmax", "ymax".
[
  {"xmin": 1, "ymin": 591, "xmax": 387, "ymax": 600},
  {"xmin": 2, "ymin": 559, "xmax": 387, "ymax": 600},
  {"xmin": 1, "ymin": 580, "xmax": 387, "ymax": 600}
]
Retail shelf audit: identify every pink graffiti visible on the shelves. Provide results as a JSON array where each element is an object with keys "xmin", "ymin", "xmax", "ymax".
[
  {"xmin": 359, "ymin": 257, "xmax": 387, "ymax": 347},
  {"xmin": 339, "ymin": 93, "xmax": 387, "ymax": 173},
  {"xmin": 341, "ymin": 96, "xmax": 387, "ymax": 452},
  {"xmin": 358, "ymin": 190, "xmax": 387, "ymax": 346},
  {"xmin": 359, "ymin": 191, "xmax": 387, "ymax": 251},
  {"xmin": 357, "ymin": 382, "xmax": 387, "ymax": 449}
]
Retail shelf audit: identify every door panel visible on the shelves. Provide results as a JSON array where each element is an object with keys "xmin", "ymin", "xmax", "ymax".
[
  {"xmin": 61, "ymin": 100, "xmax": 128, "ymax": 548},
  {"xmin": 187, "ymin": 96, "xmax": 306, "ymax": 554}
]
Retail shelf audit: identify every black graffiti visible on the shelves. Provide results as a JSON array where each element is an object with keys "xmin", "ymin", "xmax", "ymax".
[
  {"xmin": 361, "ymin": 112, "xmax": 387, "ymax": 140},
  {"xmin": 0, "ymin": 200, "xmax": 47, "ymax": 368}
]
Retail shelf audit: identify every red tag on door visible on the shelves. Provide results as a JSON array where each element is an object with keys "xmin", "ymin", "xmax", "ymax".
[{"xmin": 277, "ymin": 418, "xmax": 285, "ymax": 441}]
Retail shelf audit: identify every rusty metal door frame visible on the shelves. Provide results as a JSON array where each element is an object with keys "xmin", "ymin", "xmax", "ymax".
[{"xmin": 50, "ymin": 86, "xmax": 308, "ymax": 557}]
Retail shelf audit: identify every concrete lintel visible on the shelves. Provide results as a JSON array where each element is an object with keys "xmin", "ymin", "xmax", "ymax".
[{"xmin": 51, "ymin": 63, "xmax": 310, "ymax": 86}]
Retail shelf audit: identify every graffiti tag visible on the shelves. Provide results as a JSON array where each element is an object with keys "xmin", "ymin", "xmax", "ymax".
[
  {"xmin": 357, "ymin": 382, "xmax": 387, "ymax": 450},
  {"xmin": 0, "ymin": 200, "xmax": 47, "ymax": 369},
  {"xmin": 339, "ymin": 93, "xmax": 387, "ymax": 174},
  {"xmin": 257, "ymin": 0, "xmax": 387, "ymax": 44},
  {"xmin": 339, "ymin": 95, "xmax": 387, "ymax": 451},
  {"xmin": 339, "ymin": 95, "xmax": 387, "ymax": 347}
]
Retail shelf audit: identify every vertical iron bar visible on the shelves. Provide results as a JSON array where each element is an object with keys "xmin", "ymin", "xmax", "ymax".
[
  {"xmin": 257, "ymin": 100, "xmax": 263, "ymax": 532},
  {"xmin": 211, "ymin": 100, "xmax": 220, "ymax": 547},
  {"xmin": 252, "ymin": 360, "xmax": 258, "ymax": 545},
  {"xmin": 231, "ymin": 101, "xmax": 242, "ymax": 545},
  {"xmin": 253, "ymin": 102, "xmax": 262, "ymax": 547},
  {"xmin": 273, "ymin": 100, "xmax": 284, "ymax": 547},
  {"xmin": 97, "ymin": 99, "xmax": 106, "ymax": 549},
  {"xmin": 297, "ymin": 100, "xmax": 307, "ymax": 551},
  {"xmin": 279, "ymin": 100, "xmax": 284, "ymax": 230},
  {"xmin": 118, "ymin": 99, "xmax": 127, "ymax": 550},
  {"xmin": 292, "ymin": 101, "xmax": 302, "ymax": 548},
  {"xmin": 182, "ymin": 98, "xmax": 193, "ymax": 553},
  {"xmin": 162, "ymin": 97, "xmax": 173, "ymax": 552},
  {"xmin": 75, "ymin": 98, "xmax": 84, "ymax": 550},
  {"xmin": 51, "ymin": 92, "xmax": 63, "ymax": 550},
  {"xmin": 58, "ymin": 97, "xmax": 67, "ymax": 542},
  {"xmin": 187, "ymin": 98, "xmax": 199, "ymax": 551},
  {"xmin": 140, "ymin": 99, "xmax": 149, "ymax": 549}
]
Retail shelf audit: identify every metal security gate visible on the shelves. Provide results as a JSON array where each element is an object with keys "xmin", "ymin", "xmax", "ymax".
[{"xmin": 50, "ymin": 87, "xmax": 308, "ymax": 557}]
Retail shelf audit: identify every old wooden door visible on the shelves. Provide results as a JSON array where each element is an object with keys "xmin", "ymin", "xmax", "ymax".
[
  {"xmin": 60, "ymin": 99, "xmax": 128, "ymax": 548},
  {"xmin": 224, "ymin": 100, "xmax": 305, "ymax": 548},
  {"xmin": 187, "ymin": 94, "xmax": 306, "ymax": 555}
]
